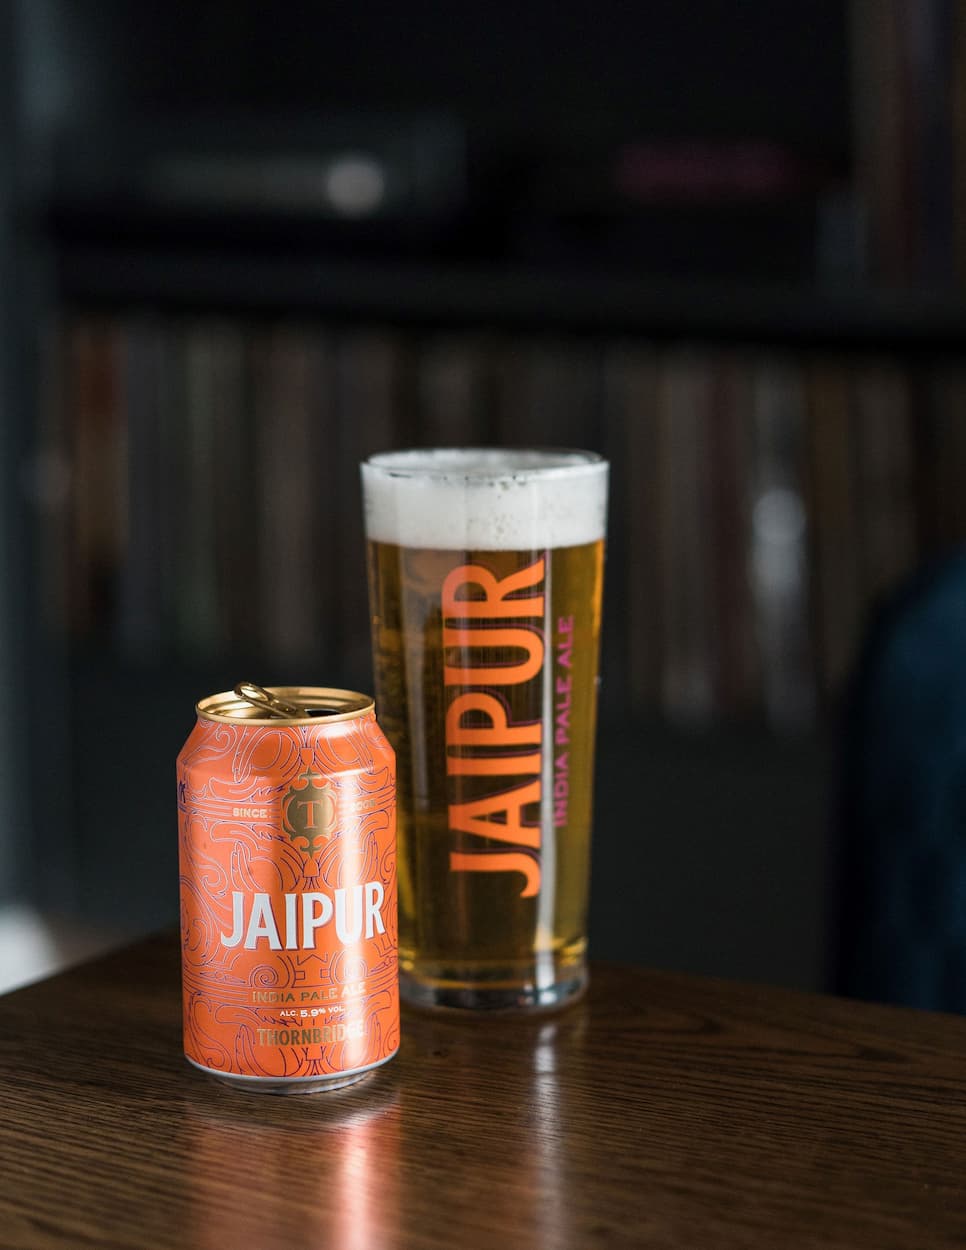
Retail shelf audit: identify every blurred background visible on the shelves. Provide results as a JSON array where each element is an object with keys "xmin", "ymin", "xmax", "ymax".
[{"xmin": 1, "ymin": 0, "xmax": 964, "ymax": 1006}]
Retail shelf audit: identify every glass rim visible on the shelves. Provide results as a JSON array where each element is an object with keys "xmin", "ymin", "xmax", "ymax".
[{"xmin": 362, "ymin": 447, "xmax": 607, "ymax": 482}]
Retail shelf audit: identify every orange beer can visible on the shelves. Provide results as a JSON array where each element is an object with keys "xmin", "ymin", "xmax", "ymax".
[{"xmin": 177, "ymin": 683, "xmax": 398, "ymax": 1093}]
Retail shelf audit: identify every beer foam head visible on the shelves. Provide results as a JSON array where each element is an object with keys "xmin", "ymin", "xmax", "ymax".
[{"xmin": 362, "ymin": 449, "xmax": 608, "ymax": 549}]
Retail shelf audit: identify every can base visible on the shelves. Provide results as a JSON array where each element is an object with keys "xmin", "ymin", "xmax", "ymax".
[
  {"xmin": 400, "ymin": 964, "xmax": 588, "ymax": 1012},
  {"xmin": 186, "ymin": 1051, "xmax": 396, "ymax": 1094}
]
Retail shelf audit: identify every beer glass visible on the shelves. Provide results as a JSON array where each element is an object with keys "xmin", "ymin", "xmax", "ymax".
[{"xmin": 362, "ymin": 449, "xmax": 607, "ymax": 1009}]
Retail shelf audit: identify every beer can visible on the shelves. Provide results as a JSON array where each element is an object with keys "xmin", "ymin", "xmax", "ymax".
[{"xmin": 177, "ymin": 683, "xmax": 398, "ymax": 1093}]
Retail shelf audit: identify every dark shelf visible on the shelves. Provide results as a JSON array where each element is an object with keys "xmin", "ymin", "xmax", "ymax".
[{"xmin": 53, "ymin": 241, "xmax": 966, "ymax": 351}]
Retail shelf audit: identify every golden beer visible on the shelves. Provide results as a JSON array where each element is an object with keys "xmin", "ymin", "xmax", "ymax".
[{"xmin": 363, "ymin": 450, "xmax": 607, "ymax": 1009}]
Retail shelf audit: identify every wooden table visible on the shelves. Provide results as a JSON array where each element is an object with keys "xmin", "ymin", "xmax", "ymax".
[{"xmin": 1, "ymin": 934, "xmax": 965, "ymax": 1249}]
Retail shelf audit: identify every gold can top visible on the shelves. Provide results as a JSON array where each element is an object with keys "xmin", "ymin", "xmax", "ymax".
[{"xmin": 197, "ymin": 684, "xmax": 375, "ymax": 726}]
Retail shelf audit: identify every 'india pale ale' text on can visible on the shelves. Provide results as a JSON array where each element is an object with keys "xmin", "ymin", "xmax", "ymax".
[{"xmin": 177, "ymin": 683, "xmax": 398, "ymax": 1093}]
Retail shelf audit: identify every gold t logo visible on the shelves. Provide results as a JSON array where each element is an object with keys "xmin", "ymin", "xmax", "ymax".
[{"xmin": 282, "ymin": 772, "xmax": 337, "ymax": 855}]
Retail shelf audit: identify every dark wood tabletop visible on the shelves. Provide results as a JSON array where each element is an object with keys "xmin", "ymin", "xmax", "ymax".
[{"xmin": 1, "ymin": 933, "xmax": 965, "ymax": 1249}]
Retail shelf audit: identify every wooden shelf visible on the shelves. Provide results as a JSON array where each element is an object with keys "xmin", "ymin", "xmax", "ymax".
[{"xmin": 52, "ymin": 240, "xmax": 966, "ymax": 351}]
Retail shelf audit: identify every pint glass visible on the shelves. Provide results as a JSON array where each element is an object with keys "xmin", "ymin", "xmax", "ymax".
[{"xmin": 362, "ymin": 449, "xmax": 607, "ymax": 1010}]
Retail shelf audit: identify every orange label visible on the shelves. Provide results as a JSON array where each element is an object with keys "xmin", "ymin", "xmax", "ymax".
[
  {"xmin": 177, "ymin": 711, "xmax": 397, "ymax": 1082},
  {"xmin": 442, "ymin": 555, "xmax": 546, "ymax": 898}
]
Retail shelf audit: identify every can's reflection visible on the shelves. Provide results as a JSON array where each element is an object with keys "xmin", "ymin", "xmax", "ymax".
[
  {"xmin": 183, "ymin": 1002, "xmax": 590, "ymax": 1248},
  {"xmin": 184, "ymin": 1077, "xmax": 401, "ymax": 1249}
]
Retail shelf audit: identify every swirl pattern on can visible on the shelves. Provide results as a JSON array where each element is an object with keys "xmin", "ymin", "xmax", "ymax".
[{"xmin": 177, "ymin": 688, "xmax": 398, "ymax": 1089}]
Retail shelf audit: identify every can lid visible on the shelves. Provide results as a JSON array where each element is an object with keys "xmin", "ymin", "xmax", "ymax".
[{"xmin": 198, "ymin": 684, "xmax": 374, "ymax": 725}]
